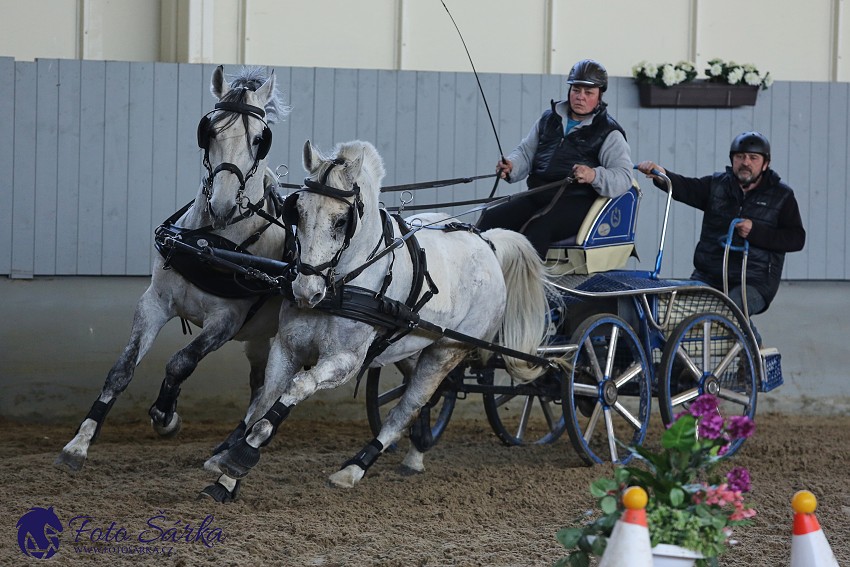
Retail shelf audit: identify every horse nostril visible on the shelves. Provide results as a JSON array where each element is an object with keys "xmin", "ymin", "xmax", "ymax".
[{"xmin": 309, "ymin": 291, "xmax": 325, "ymax": 307}]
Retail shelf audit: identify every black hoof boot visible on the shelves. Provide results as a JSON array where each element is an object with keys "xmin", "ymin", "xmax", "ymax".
[
  {"xmin": 217, "ymin": 439, "xmax": 260, "ymax": 479},
  {"xmin": 212, "ymin": 421, "xmax": 247, "ymax": 455},
  {"xmin": 199, "ymin": 479, "xmax": 241, "ymax": 503}
]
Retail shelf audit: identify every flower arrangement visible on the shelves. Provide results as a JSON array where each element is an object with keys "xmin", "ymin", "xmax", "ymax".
[
  {"xmin": 555, "ymin": 394, "xmax": 756, "ymax": 567},
  {"xmin": 632, "ymin": 58, "xmax": 773, "ymax": 90},
  {"xmin": 705, "ymin": 58, "xmax": 773, "ymax": 90},
  {"xmin": 632, "ymin": 60, "xmax": 698, "ymax": 87}
]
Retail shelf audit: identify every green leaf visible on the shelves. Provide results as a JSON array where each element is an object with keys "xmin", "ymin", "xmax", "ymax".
[
  {"xmin": 556, "ymin": 528, "xmax": 584, "ymax": 548},
  {"xmin": 568, "ymin": 553, "xmax": 591, "ymax": 567},
  {"xmin": 600, "ymin": 495, "xmax": 618, "ymax": 515},
  {"xmin": 590, "ymin": 477, "xmax": 618, "ymax": 498},
  {"xmin": 662, "ymin": 415, "xmax": 698, "ymax": 451},
  {"xmin": 669, "ymin": 487, "xmax": 685, "ymax": 507}
]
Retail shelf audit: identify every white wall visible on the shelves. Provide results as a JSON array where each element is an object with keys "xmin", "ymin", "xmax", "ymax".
[{"xmin": 0, "ymin": 0, "xmax": 847, "ymax": 81}]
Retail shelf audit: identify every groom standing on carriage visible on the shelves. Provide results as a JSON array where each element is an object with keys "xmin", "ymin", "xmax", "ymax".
[{"xmin": 476, "ymin": 59, "xmax": 634, "ymax": 257}]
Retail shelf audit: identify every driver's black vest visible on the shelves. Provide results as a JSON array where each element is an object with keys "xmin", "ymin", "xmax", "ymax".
[
  {"xmin": 693, "ymin": 168, "xmax": 792, "ymax": 308},
  {"xmin": 528, "ymin": 100, "xmax": 625, "ymax": 190}
]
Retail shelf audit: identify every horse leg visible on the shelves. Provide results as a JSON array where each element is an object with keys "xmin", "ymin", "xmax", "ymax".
[
  {"xmin": 211, "ymin": 337, "xmax": 271, "ymax": 456},
  {"xmin": 204, "ymin": 349, "xmax": 361, "ymax": 482},
  {"xmin": 54, "ymin": 291, "xmax": 171, "ymax": 474},
  {"xmin": 330, "ymin": 345, "xmax": 468, "ymax": 488},
  {"xmin": 148, "ymin": 312, "xmax": 245, "ymax": 436}
]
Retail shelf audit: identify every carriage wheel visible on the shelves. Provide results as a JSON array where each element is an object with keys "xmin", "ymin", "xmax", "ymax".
[
  {"xmin": 482, "ymin": 363, "xmax": 567, "ymax": 446},
  {"xmin": 563, "ymin": 314, "xmax": 651, "ymax": 465},
  {"xmin": 658, "ymin": 312, "xmax": 757, "ymax": 456},
  {"xmin": 364, "ymin": 366, "xmax": 457, "ymax": 451}
]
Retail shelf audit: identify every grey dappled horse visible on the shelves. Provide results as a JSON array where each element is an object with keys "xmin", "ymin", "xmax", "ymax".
[
  {"xmin": 54, "ymin": 66, "xmax": 289, "ymax": 474},
  {"xmin": 201, "ymin": 139, "xmax": 556, "ymax": 501}
]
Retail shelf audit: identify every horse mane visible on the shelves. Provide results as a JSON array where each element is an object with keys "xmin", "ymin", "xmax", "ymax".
[
  {"xmin": 218, "ymin": 66, "xmax": 290, "ymax": 126},
  {"xmin": 325, "ymin": 141, "xmax": 386, "ymax": 208}
]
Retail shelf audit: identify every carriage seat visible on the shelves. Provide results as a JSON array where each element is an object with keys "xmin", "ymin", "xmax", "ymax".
[{"xmin": 545, "ymin": 182, "xmax": 640, "ymax": 275}]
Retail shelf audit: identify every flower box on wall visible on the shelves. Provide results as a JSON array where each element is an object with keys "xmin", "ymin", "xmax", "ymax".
[{"xmin": 638, "ymin": 81, "xmax": 759, "ymax": 108}]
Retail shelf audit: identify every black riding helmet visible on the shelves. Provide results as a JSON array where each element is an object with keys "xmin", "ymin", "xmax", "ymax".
[
  {"xmin": 566, "ymin": 59, "xmax": 608, "ymax": 92},
  {"xmin": 729, "ymin": 131, "xmax": 771, "ymax": 163}
]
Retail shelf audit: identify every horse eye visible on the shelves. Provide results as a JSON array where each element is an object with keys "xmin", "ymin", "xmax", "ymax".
[
  {"xmin": 333, "ymin": 216, "xmax": 348, "ymax": 231},
  {"xmin": 253, "ymin": 134, "xmax": 263, "ymax": 146}
]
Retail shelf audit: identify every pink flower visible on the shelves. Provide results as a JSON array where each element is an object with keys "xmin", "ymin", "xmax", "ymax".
[
  {"xmin": 727, "ymin": 415, "xmax": 756, "ymax": 439},
  {"xmin": 689, "ymin": 394, "xmax": 719, "ymax": 417},
  {"xmin": 699, "ymin": 414, "xmax": 725, "ymax": 439},
  {"xmin": 727, "ymin": 467, "xmax": 751, "ymax": 493}
]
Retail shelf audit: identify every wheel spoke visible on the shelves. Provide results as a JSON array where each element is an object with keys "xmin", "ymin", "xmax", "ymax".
[
  {"xmin": 702, "ymin": 321, "xmax": 712, "ymax": 371},
  {"xmin": 712, "ymin": 341, "xmax": 742, "ymax": 377},
  {"xmin": 538, "ymin": 398, "xmax": 556, "ymax": 429},
  {"xmin": 493, "ymin": 393, "xmax": 516, "ymax": 409},
  {"xmin": 612, "ymin": 400, "xmax": 642, "ymax": 431},
  {"xmin": 676, "ymin": 345, "xmax": 702, "ymax": 380},
  {"xmin": 717, "ymin": 387, "xmax": 752, "ymax": 406},
  {"xmin": 573, "ymin": 382, "xmax": 597, "ymax": 397},
  {"xmin": 670, "ymin": 387, "xmax": 700, "ymax": 406},
  {"xmin": 614, "ymin": 362, "xmax": 643, "ymax": 388},
  {"xmin": 604, "ymin": 408, "xmax": 619, "ymax": 462},
  {"xmin": 513, "ymin": 396, "xmax": 534, "ymax": 441},
  {"xmin": 584, "ymin": 336, "xmax": 604, "ymax": 382},
  {"xmin": 605, "ymin": 326, "xmax": 620, "ymax": 378},
  {"xmin": 582, "ymin": 403, "xmax": 603, "ymax": 441}
]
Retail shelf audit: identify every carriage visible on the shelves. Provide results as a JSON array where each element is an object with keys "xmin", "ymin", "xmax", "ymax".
[
  {"xmin": 362, "ymin": 173, "xmax": 784, "ymax": 465},
  {"xmin": 55, "ymin": 67, "xmax": 783, "ymax": 502}
]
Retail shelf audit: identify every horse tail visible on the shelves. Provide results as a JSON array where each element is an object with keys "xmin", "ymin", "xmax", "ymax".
[{"xmin": 481, "ymin": 229, "xmax": 553, "ymax": 382}]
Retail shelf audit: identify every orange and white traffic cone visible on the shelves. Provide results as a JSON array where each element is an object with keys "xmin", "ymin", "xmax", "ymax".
[
  {"xmin": 599, "ymin": 486, "xmax": 653, "ymax": 567},
  {"xmin": 790, "ymin": 490, "xmax": 839, "ymax": 567}
]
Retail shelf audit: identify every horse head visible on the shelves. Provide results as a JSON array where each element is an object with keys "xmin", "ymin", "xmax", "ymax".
[
  {"xmin": 199, "ymin": 66, "xmax": 287, "ymax": 229},
  {"xmin": 289, "ymin": 139, "xmax": 385, "ymax": 307}
]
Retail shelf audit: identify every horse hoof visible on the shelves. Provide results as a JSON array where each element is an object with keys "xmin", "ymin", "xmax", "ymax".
[
  {"xmin": 328, "ymin": 465, "xmax": 363, "ymax": 489},
  {"xmin": 53, "ymin": 451, "xmax": 85, "ymax": 475},
  {"xmin": 198, "ymin": 480, "xmax": 241, "ymax": 503},
  {"xmin": 150, "ymin": 412, "xmax": 182, "ymax": 438},
  {"xmin": 397, "ymin": 464, "xmax": 424, "ymax": 477}
]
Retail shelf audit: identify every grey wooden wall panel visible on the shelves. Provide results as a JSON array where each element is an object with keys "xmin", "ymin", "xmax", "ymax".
[
  {"xmin": 126, "ymin": 62, "xmax": 155, "ymax": 275},
  {"xmin": 413, "ymin": 72, "xmax": 440, "ymax": 208},
  {"xmin": 102, "ymin": 61, "xmax": 131, "ymax": 274},
  {"xmin": 0, "ymin": 58, "xmax": 13, "ymax": 274},
  {"xmin": 175, "ymin": 64, "xmax": 204, "ymax": 207},
  {"xmin": 3, "ymin": 64, "xmax": 848, "ymax": 281},
  {"xmin": 313, "ymin": 68, "xmax": 336, "ymax": 152},
  {"xmin": 825, "ymin": 83, "xmax": 848, "ymax": 280},
  {"xmin": 56, "ymin": 59, "xmax": 81, "ymax": 274},
  {"xmin": 34, "ymin": 60, "xmax": 59, "ymax": 275},
  {"xmin": 150, "ymin": 63, "xmax": 179, "ymax": 235},
  {"xmin": 355, "ymin": 69, "xmax": 378, "ymax": 154},
  {"xmin": 288, "ymin": 67, "xmax": 317, "ymax": 187},
  {"xmin": 332, "ymin": 68, "xmax": 358, "ymax": 145},
  {"xmin": 11, "ymin": 61, "xmax": 37, "ymax": 278},
  {"xmin": 77, "ymin": 61, "xmax": 106, "ymax": 274},
  {"xmin": 268, "ymin": 65, "xmax": 293, "ymax": 176}
]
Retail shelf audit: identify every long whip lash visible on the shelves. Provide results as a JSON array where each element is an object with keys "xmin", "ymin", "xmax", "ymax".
[{"xmin": 439, "ymin": 1, "xmax": 505, "ymax": 176}]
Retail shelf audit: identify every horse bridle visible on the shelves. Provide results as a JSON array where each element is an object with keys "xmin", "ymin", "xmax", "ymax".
[
  {"xmin": 197, "ymin": 99, "xmax": 272, "ymax": 211},
  {"xmin": 283, "ymin": 159, "xmax": 365, "ymax": 286}
]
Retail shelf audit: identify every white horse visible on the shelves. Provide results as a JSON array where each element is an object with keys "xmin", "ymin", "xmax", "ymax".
[
  {"xmin": 54, "ymin": 66, "xmax": 290, "ymax": 476},
  {"xmin": 201, "ymin": 139, "xmax": 555, "ymax": 501}
]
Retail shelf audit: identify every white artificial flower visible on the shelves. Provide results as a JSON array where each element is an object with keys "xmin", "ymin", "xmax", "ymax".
[
  {"xmin": 742, "ymin": 63, "xmax": 757, "ymax": 72},
  {"xmin": 645, "ymin": 63, "xmax": 658, "ymax": 78},
  {"xmin": 763, "ymin": 73, "xmax": 774, "ymax": 88},
  {"xmin": 744, "ymin": 72, "xmax": 761, "ymax": 86},
  {"xmin": 727, "ymin": 67, "xmax": 744, "ymax": 84},
  {"xmin": 674, "ymin": 69, "xmax": 687, "ymax": 84},
  {"xmin": 661, "ymin": 64, "xmax": 678, "ymax": 86},
  {"xmin": 710, "ymin": 63, "xmax": 723, "ymax": 77}
]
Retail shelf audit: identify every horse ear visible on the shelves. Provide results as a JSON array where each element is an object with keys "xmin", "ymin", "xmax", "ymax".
[
  {"xmin": 210, "ymin": 65, "xmax": 230, "ymax": 100},
  {"xmin": 346, "ymin": 148, "xmax": 365, "ymax": 181},
  {"xmin": 303, "ymin": 140, "xmax": 318, "ymax": 173},
  {"xmin": 255, "ymin": 70, "xmax": 278, "ymax": 120}
]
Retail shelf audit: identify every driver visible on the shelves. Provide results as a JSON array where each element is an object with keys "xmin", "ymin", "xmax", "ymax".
[
  {"xmin": 637, "ymin": 132, "xmax": 806, "ymax": 343},
  {"xmin": 476, "ymin": 58, "xmax": 634, "ymax": 257}
]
